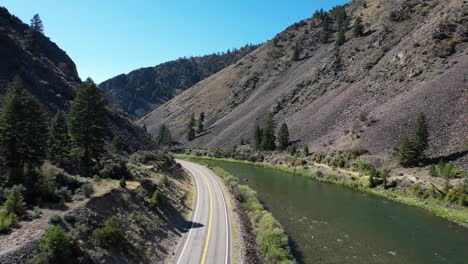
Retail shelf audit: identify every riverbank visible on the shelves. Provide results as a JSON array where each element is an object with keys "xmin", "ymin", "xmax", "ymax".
[{"xmin": 176, "ymin": 154, "xmax": 468, "ymax": 228}]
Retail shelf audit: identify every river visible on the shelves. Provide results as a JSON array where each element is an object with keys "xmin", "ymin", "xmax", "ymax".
[{"xmin": 201, "ymin": 159, "xmax": 468, "ymax": 264}]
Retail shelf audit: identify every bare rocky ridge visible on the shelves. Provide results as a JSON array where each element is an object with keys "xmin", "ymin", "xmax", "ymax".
[
  {"xmin": 99, "ymin": 44, "xmax": 259, "ymax": 117},
  {"xmin": 141, "ymin": 0, "xmax": 468, "ymax": 168}
]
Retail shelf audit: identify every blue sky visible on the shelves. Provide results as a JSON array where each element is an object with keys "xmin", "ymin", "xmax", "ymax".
[{"xmin": 3, "ymin": 0, "xmax": 348, "ymax": 83}]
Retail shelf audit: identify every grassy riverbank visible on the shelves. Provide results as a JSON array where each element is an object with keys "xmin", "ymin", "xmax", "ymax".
[{"xmin": 176, "ymin": 154, "xmax": 468, "ymax": 228}]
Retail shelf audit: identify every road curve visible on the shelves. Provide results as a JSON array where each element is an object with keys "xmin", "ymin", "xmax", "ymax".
[{"xmin": 174, "ymin": 160, "xmax": 231, "ymax": 264}]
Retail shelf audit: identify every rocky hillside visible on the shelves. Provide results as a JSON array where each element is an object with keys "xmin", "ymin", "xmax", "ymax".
[
  {"xmin": 0, "ymin": 7, "xmax": 154, "ymax": 151},
  {"xmin": 141, "ymin": 0, "xmax": 468, "ymax": 167},
  {"xmin": 0, "ymin": 7, "xmax": 79, "ymax": 113},
  {"xmin": 99, "ymin": 44, "xmax": 259, "ymax": 117}
]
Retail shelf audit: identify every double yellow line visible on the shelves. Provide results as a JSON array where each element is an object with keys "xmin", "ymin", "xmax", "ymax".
[{"xmin": 199, "ymin": 171, "xmax": 213, "ymax": 264}]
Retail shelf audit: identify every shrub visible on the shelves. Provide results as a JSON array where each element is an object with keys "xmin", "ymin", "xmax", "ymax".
[
  {"xmin": 445, "ymin": 184, "xmax": 468, "ymax": 206},
  {"xmin": 81, "ymin": 183, "xmax": 94, "ymax": 198},
  {"xmin": 119, "ymin": 177, "xmax": 126, "ymax": 188},
  {"xmin": 49, "ymin": 215, "xmax": 62, "ymax": 225},
  {"xmin": 355, "ymin": 159, "xmax": 374, "ymax": 174},
  {"xmin": 3, "ymin": 185, "xmax": 26, "ymax": 216},
  {"xmin": 429, "ymin": 161, "xmax": 459, "ymax": 178},
  {"xmin": 33, "ymin": 226, "xmax": 71, "ymax": 264},
  {"xmin": 92, "ymin": 216, "xmax": 125, "ymax": 248},
  {"xmin": 0, "ymin": 212, "xmax": 18, "ymax": 233},
  {"xmin": 159, "ymin": 174, "xmax": 168, "ymax": 186},
  {"xmin": 99, "ymin": 161, "xmax": 130, "ymax": 179},
  {"xmin": 130, "ymin": 212, "xmax": 143, "ymax": 223},
  {"xmin": 148, "ymin": 190, "xmax": 161, "ymax": 209},
  {"xmin": 31, "ymin": 209, "xmax": 42, "ymax": 219}
]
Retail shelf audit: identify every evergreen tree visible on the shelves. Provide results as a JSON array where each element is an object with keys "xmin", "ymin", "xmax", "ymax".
[
  {"xmin": 252, "ymin": 125, "xmax": 263, "ymax": 150},
  {"xmin": 0, "ymin": 77, "xmax": 48, "ymax": 185},
  {"xmin": 277, "ymin": 123, "xmax": 290, "ymax": 151},
  {"xmin": 156, "ymin": 124, "xmax": 172, "ymax": 146},
  {"xmin": 413, "ymin": 113, "xmax": 429, "ymax": 160},
  {"xmin": 396, "ymin": 113, "xmax": 430, "ymax": 167},
  {"xmin": 303, "ymin": 145, "xmax": 309, "ymax": 156},
  {"xmin": 397, "ymin": 137, "xmax": 417, "ymax": 167},
  {"xmin": 196, "ymin": 112, "xmax": 205, "ymax": 133},
  {"xmin": 111, "ymin": 135, "xmax": 124, "ymax": 154},
  {"xmin": 353, "ymin": 17, "xmax": 364, "ymax": 37},
  {"xmin": 67, "ymin": 78, "xmax": 107, "ymax": 169},
  {"xmin": 25, "ymin": 14, "xmax": 44, "ymax": 54},
  {"xmin": 3, "ymin": 185, "xmax": 25, "ymax": 216},
  {"xmin": 322, "ymin": 15, "xmax": 331, "ymax": 43},
  {"xmin": 336, "ymin": 8, "xmax": 349, "ymax": 29},
  {"xmin": 292, "ymin": 42, "xmax": 300, "ymax": 61},
  {"xmin": 336, "ymin": 27, "xmax": 346, "ymax": 46},
  {"xmin": 47, "ymin": 112, "xmax": 69, "ymax": 164},
  {"xmin": 261, "ymin": 113, "xmax": 276, "ymax": 151},
  {"xmin": 186, "ymin": 113, "xmax": 196, "ymax": 141}
]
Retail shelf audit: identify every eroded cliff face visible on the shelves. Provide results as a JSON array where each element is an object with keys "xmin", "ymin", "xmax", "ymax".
[{"xmin": 142, "ymin": 0, "xmax": 468, "ymax": 167}]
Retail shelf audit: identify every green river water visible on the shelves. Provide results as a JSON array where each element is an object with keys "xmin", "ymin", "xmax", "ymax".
[{"xmin": 201, "ymin": 160, "xmax": 468, "ymax": 264}]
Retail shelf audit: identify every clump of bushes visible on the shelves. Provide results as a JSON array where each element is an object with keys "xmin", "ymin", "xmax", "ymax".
[
  {"xmin": 119, "ymin": 177, "xmax": 126, "ymax": 188},
  {"xmin": 429, "ymin": 161, "xmax": 460, "ymax": 178},
  {"xmin": 33, "ymin": 226, "xmax": 71, "ymax": 264},
  {"xmin": 81, "ymin": 183, "xmax": 94, "ymax": 198},
  {"xmin": 445, "ymin": 184, "xmax": 468, "ymax": 206},
  {"xmin": 148, "ymin": 190, "xmax": 160, "ymax": 209},
  {"xmin": 99, "ymin": 160, "xmax": 130, "ymax": 180},
  {"xmin": 92, "ymin": 215, "xmax": 126, "ymax": 249},
  {"xmin": 0, "ymin": 212, "xmax": 18, "ymax": 233}
]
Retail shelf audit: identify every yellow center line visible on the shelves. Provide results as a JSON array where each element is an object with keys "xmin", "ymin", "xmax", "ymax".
[{"xmin": 200, "ymin": 170, "xmax": 213, "ymax": 264}]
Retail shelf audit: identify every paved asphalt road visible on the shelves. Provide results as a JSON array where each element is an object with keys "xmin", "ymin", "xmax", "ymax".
[{"xmin": 174, "ymin": 160, "xmax": 231, "ymax": 264}]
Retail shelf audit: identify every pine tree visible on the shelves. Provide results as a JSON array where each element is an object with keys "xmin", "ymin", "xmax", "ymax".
[
  {"xmin": 353, "ymin": 17, "xmax": 364, "ymax": 37},
  {"xmin": 397, "ymin": 137, "xmax": 417, "ymax": 167},
  {"xmin": 25, "ymin": 14, "xmax": 44, "ymax": 54},
  {"xmin": 397, "ymin": 113, "xmax": 430, "ymax": 167},
  {"xmin": 47, "ymin": 112, "xmax": 70, "ymax": 164},
  {"xmin": 196, "ymin": 112, "xmax": 205, "ymax": 133},
  {"xmin": 303, "ymin": 145, "xmax": 309, "ymax": 156},
  {"xmin": 111, "ymin": 135, "xmax": 124, "ymax": 154},
  {"xmin": 277, "ymin": 123, "xmax": 290, "ymax": 151},
  {"xmin": 292, "ymin": 42, "xmax": 300, "ymax": 61},
  {"xmin": 252, "ymin": 125, "xmax": 263, "ymax": 150},
  {"xmin": 186, "ymin": 113, "xmax": 196, "ymax": 141},
  {"xmin": 322, "ymin": 15, "xmax": 331, "ymax": 43},
  {"xmin": 261, "ymin": 113, "xmax": 276, "ymax": 151},
  {"xmin": 336, "ymin": 27, "xmax": 346, "ymax": 46},
  {"xmin": 0, "ymin": 77, "xmax": 48, "ymax": 185},
  {"xmin": 67, "ymin": 78, "xmax": 107, "ymax": 169},
  {"xmin": 413, "ymin": 113, "xmax": 429, "ymax": 161},
  {"xmin": 156, "ymin": 124, "xmax": 172, "ymax": 146},
  {"xmin": 3, "ymin": 185, "xmax": 25, "ymax": 216}
]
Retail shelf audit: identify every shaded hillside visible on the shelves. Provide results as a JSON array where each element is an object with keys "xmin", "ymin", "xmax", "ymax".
[
  {"xmin": 0, "ymin": 7, "xmax": 79, "ymax": 113},
  {"xmin": 0, "ymin": 7, "xmax": 154, "ymax": 151},
  {"xmin": 99, "ymin": 44, "xmax": 259, "ymax": 117},
  {"xmin": 142, "ymin": 0, "xmax": 468, "ymax": 167}
]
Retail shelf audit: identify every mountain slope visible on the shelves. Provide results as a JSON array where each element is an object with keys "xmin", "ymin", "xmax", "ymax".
[
  {"xmin": 99, "ymin": 44, "xmax": 259, "ymax": 117},
  {"xmin": 141, "ymin": 0, "xmax": 468, "ymax": 166},
  {"xmin": 0, "ymin": 7, "xmax": 154, "ymax": 151}
]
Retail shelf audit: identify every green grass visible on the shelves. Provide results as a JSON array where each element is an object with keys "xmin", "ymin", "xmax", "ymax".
[{"xmin": 177, "ymin": 154, "xmax": 468, "ymax": 228}]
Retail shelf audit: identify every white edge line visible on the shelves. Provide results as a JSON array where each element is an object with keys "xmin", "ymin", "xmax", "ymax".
[
  {"xmin": 176, "ymin": 161, "xmax": 200, "ymax": 264},
  {"xmin": 207, "ymin": 168, "xmax": 230, "ymax": 264}
]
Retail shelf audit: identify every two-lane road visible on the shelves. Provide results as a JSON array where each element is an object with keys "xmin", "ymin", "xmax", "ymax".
[{"xmin": 174, "ymin": 160, "xmax": 231, "ymax": 264}]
